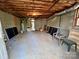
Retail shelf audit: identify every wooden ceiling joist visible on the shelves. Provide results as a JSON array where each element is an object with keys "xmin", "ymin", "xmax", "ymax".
[{"xmin": 0, "ymin": 0, "xmax": 78, "ymax": 18}]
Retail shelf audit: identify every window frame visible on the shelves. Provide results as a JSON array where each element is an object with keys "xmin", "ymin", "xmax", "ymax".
[{"xmin": 73, "ymin": 7, "xmax": 79, "ymax": 27}]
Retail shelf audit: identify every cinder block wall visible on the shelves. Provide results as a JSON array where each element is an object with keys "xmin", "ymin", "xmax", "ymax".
[
  {"xmin": 0, "ymin": 10, "xmax": 20, "ymax": 32},
  {"xmin": 47, "ymin": 11, "xmax": 74, "ymax": 30}
]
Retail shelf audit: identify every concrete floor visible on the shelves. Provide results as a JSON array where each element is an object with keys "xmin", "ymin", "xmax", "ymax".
[{"xmin": 6, "ymin": 31, "xmax": 79, "ymax": 59}]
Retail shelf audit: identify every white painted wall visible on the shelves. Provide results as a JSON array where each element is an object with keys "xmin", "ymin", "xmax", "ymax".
[
  {"xmin": 0, "ymin": 20, "xmax": 8, "ymax": 59},
  {"xmin": 0, "ymin": 38, "xmax": 8, "ymax": 59}
]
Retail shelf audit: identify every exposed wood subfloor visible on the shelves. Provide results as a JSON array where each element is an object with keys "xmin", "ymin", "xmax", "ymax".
[{"xmin": 6, "ymin": 31, "xmax": 79, "ymax": 59}]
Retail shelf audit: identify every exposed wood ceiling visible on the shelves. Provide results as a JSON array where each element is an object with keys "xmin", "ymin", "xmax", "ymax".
[{"xmin": 0, "ymin": 0, "xmax": 78, "ymax": 18}]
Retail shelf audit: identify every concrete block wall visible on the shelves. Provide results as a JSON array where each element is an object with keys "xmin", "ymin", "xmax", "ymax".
[{"xmin": 47, "ymin": 11, "xmax": 74, "ymax": 30}]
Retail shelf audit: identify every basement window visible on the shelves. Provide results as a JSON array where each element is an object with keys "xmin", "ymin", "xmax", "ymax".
[
  {"xmin": 76, "ymin": 18, "xmax": 79, "ymax": 26},
  {"xmin": 73, "ymin": 7, "xmax": 79, "ymax": 27}
]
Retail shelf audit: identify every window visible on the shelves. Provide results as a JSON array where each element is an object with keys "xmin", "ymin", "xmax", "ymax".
[
  {"xmin": 76, "ymin": 18, "xmax": 79, "ymax": 26},
  {"xmin": 73, "ymin": 7, "xmax": 79, "ymax": 27}
]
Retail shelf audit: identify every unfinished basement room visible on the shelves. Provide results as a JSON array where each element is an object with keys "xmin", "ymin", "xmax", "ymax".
[{"xmin": 0, "ymin": 0, "xmax": 79, "ymax": 59}]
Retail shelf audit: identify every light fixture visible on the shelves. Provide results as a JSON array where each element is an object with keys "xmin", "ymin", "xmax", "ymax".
[
  {"xmin": 32, "ymin": 12, "xmax": 37, "ymax": 16},
  {"xmin": 32, "ymin": 12, "xmax": 42, "ymax": 16},
  {"xmin": 27, "ymin": 12, "xmax": 42, "ymax": 16}
]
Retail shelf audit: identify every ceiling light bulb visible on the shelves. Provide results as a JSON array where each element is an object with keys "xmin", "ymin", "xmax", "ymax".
[{"xmin": 33, "ymin": 13, "xmax": 36, "ymax": 16}]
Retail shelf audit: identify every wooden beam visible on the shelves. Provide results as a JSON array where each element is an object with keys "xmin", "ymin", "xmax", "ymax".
[
  {"xmin": 48, "ymin": 0, "xmax": 59, "ymax": 11},
  {"xmin": 6, "ymin": 0, "xmax": 52, "ymax": 6}
]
